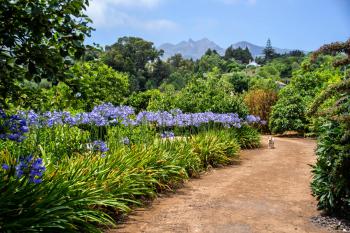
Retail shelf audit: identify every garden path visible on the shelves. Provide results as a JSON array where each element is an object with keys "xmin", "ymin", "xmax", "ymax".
[{"xmin": 108, "ymin": 136, "xmax": 333, "ymax": 233}]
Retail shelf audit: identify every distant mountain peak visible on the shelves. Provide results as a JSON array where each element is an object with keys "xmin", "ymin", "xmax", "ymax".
[
  {"xmin": 159, "ymin": 39, "xmax": 296, "ymax": 60},
  {"xmin": 159, "ymin": 38, "xmax": 224, "ymax": 60}
]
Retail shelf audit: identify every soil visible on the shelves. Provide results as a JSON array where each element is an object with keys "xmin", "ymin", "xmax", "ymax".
[{"xmin": 107, "ymin": 136, "xmax": 335, "ymax": 233}]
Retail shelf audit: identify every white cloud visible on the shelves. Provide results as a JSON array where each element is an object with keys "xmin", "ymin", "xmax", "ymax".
[{"xmin": 86, "ymin": 1, "xmax": 178, "ymax": 31}]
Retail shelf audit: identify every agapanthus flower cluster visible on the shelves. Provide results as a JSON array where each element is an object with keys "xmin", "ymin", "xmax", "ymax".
[
  {"xmin": 91, "ymin": 140, "xmax": 109, "ymax": 157},
  {"xmin": 0, "ymin": 110, "xmax": 29, "ymax": 142},
  {"xmin": 161, "ymin": 131, "xmax": 175, "ymax": 139},
  {"xmin": 2, "ymin": 164, "xmax": 9, "ymax": 170},
  {"xmin": 13, "ymin": 156, "xmax": 46, "ymax": 184},
  {"xmin": 121, "ymin": 137, "xmax": 130, "ymax": 145},
  {"xmin": 136, "ymin": 111, "xmax": 243, "ymax": 128},
  {"xmin": 245, "ymin": 115, "xmax": 261, "ymax": 124},
  {"xmin": 18, "ymin": 103, "xmax": 264, "ymax": 129},
  {"xmin": 20, "ymin": 103, "xmax": 135, "ymax": 127}
]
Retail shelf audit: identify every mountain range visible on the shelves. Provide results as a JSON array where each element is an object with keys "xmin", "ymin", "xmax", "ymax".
[{"xmin": 158, "ymin": 38, "xmax": 296, "ymax": 60}]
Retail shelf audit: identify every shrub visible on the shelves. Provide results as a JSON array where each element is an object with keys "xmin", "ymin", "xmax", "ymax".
[
  {"xmin": 173, "ymin": 72, "xmax": 249, "ymax": 115},
  {"xmin": 244, "ymin": 89, "xmax": 278, "ymax": 132},
  {"xmin": 68, "ymin": 61, "xmax": 129, "ymax": 110},
  {"xmin": 309, "ymin": 39, "xmax": 350, "ymax": 218},
  {"xmin": 230, "ymin": 125, "xmax": 261, "ymax": 149},
  {"xmin": 190, "ymin": 130, "xmax": 240, "ymax": 168},
  {"xmin": 269, "ymin": 55, "xmax": 342, "ymax": 134},
  {"xmin": 311, "ymin": 121, "xmax": 350, "ymax": 217},
  {"xmin": 269, "ymin": 86, "xmax": 307, "ymax": 134},
  {"xmin": 125, "ymin": 89, "xmax": 162, "ymax": 112}
]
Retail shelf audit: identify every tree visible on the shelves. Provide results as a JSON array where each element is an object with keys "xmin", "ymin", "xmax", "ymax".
[
  {"xmin": 146, "ymin": 58, "xmax": 171, "ymax": 89},
  {"xmin": 125, "ymin": 89, "xmax": 162, "ymax": 112},
  {"xmin": 0, "ymin": 0, "xmax": 92, "ymax": 106},
  {"xmin": 244, "ymin": 89, "xmax": 278, "ymax": 132},
  {"xmin": 288, "ymin": 50, "xmax": 305, "ymax": 57},
  {"xmin": 263, "ymin": 38, "xmax": 276, "ymax": 62},
  {"xmin": 269, "ymin": 56, "xmax": 342, "ymax": 134},
  {"xmin": 223, "ymin": 72, "xmax": 249, "ymax": 93},
  {"xmin": 167, "ymin": 53, "xmax": 194, "ymax": 72},
  {"xmin": 102, "ymin": 37, "xmax": 163, "ymax": 91},
  {"xmin": 83, "ymin": 44, "xmax": 104, "ymax": 61},
  {"xmin": 269, "ymin": 86, "xmax": 307, "ymax": 133},
  {"xmin": 68, "ymin": 61, "xmax": 129, "ymax": 110},
  {"xmin": 197, "ymin": 53, "xmax": 227, "ymax": 73},
  {"xmin": 173, "ymin": 70, "xmax": 248, "ymax": 115},
  {"xmin": 160, "ymin": 70, "xmax": 193, "ymax": 90},
  {"xmin": 224, "ymin": 46, "xmax": 253, "ymax": 64},
  {"xmin": 167, "ymin": 53, "xmax": 184, "ymax": 69},
  {"xmin": 204, "ymin": 48, "xmax": 218, "ymax": 56}
]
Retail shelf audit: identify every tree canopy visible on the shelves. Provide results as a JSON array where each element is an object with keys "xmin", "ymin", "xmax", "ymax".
[
  {"xmin": 224, "ymin": 46, "xmax": 253, "ymax": 64},
  {"xmin": 0, "ymin": 0, "xmax": 92, "ymax": 106}
]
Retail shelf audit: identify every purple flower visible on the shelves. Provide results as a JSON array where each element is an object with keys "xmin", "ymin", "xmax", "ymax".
[
  {"xmin": 121, "ymin": 137, "xmax": 130, "ymax": 145},
  {"xmin": 2, "ymin": 164, "xmax": 9, "ymax": 170},
  {"xmin": 15, "ymin": 156, "xmax": 45, "ymax": 183},
  {"xmin": 161, "ymin": 131, "xmax": 175, "ymax": 139},
  {"xmin": 19, "ymin": 126, "xmax": 29, "ymax": 133},
  {"xmin": 92, "ymin": 140, "xmax": 109, "ymax": 153},
  {"xmin": 246, "ymin": 115, "xmax": 259, "ymax": 123},
  {"xmin": 0, "ymin": 110, "xmax": 29, "ymax": 142}
]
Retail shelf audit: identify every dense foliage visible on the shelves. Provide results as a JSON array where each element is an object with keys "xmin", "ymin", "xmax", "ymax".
[
  {"xmin": 309, "ymin": 39, "xmax": 350, "ymax": 218},
  {"xmin": 0, "ymin": 105, "xmax": 261, "ymax": 232},
  {"xmin": 244, "ymin": 89, "xmax": 277, "ymax": 132},
  {"xmin": 0, "ymin": 0, "xmax": 92, "ymax": 106},
  {"xmin": 269, "ymin": 56, "xmax": 342, "ymax": 134},
  {"xmin": 68, "ymin": 61, "xmax": 129, "ymax": 110}
]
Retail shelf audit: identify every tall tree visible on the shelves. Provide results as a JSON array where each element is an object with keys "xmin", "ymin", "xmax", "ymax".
[
  {"xmin": 204, "ymin": 48, "xmax": 215, "ymax": 56},
  {"xmin": 224, "ymin": 46, "xmax": 253, "ymax": 64},
  {"xmin": 224, "ymin": 46, "xmax": 234, "ymax": 60},
  {"xmin": 102, "ymin": 37, "xmax": 163, "ymax": 91},
  {"xmin": 263, "ymin": 38, "xmax": 276, "ymax": 62},
  {"xmin": 244, "ymin": 47, "xmax": 253, "ymax": 62},
  {"xmin": 146, "ymin": 58, "xmax": 171, "ymax": 89},
  {"xmin": 0, "ymin": 0, "xmax": 92, "ymax": 106}
]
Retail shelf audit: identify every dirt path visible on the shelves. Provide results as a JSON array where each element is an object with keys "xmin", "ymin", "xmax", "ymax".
[{"xmin": 108, "ymin": 136, "xmax": 332, "ymax": 233}]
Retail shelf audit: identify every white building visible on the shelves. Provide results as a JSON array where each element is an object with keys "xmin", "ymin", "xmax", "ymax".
[{"xmin": 246, "ymin": 60, "xmax": 261, "ymax": 68}]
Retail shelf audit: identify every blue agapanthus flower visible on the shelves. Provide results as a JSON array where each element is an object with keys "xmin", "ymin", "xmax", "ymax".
[
  {"xmin": 16, "ymin": 103, "xmax": 264, "ymax": 130},
  {"xmin": 121, "ymin": 137, "xmax": 130, "ymax": 145},
  {"xmin": 0, "ymin": 110, "xmax": 29, "ymax": 142},
  {"xmin": 2, "ymin": 164, "xmax": 9, "ymax": 170},
  {"xmin": 15, "ymin": 156, "xmax": 45, "ymax": 184},
  {"xmin": 161, "ymin": 131, "xmax": 175, "ymax": 139},
  {"xmin": 92, "ymin": 140, "xmax": 109, "ymax": 155}
]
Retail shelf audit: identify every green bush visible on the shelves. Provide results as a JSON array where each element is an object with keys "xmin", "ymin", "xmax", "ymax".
[
  {"xmin": 230, "ymin": 125, "xmax": 261, "ymax": 149},
  {"xmin": 269, "ymin": 86, "xmax": 307, "ymax": 134},
  {"xmin": 308, "ymin": 41, "xmax": 350, "ymax": 219},
  {"xmin": 269, "ymin": 55, "xmax": 342, "ymax": 134},
  {"xmin": 311, "ymin": 121, "xmax": 350, "ymax": 217},
  {"xmin": 190, "ymin": 130, "xmax": 240, "ymax": 168},
  {"xmin": 125, "ymin": 89, "xmax": 162, "ymax": 112},
  {"xmin": 68, "ymin": 61, "xmax": 129, "ymax": 110},
  {"xmin": 149, "ymin": 70, "xmax": 249, "ymax": 115}
]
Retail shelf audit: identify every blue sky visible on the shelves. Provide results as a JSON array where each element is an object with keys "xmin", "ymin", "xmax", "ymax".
[{"xmin": 85, "ymin": 0, "xmax": 350, "ymax": 51}]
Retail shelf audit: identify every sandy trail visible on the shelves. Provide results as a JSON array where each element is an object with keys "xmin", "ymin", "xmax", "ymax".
[{"xmin": 108, "ymin": 136, "xmax": 332, "ymax": 233}]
